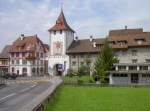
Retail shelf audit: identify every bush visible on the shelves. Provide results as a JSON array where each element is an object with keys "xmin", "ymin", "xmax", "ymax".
[
  {"xmin": 78, "ymin": 65, "xmax": 90, "ymax": 77},
  {"xmin": 77, "ymin": 80, "xmax": 84, "ymax": 84}
]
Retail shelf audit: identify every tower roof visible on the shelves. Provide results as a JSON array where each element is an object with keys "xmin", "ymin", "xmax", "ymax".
[{"xmin": 48, "ymin": 9, "xmax": 75, "ymax": 33}]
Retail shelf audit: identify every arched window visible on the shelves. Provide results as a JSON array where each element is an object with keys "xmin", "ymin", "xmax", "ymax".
[
  {"xmin": 40, "ymin": 67, "xmax": 44, "ymax": 73},
  {"xmin": 37, "ymin": 68, "xmax": 39, "ymax": 74},
  {"xmin": 12, "ymin": 67, "xmax": 15, "ymax": 73},
  {"xmin": 22, "ymin": 68, "xmax": 27, "ymax": 76},
  {"xmin": 32, "ymin": 68, "xmax": 36, "ymax": 73}
]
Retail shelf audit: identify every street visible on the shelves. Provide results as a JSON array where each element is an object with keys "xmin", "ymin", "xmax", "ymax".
[{"xmin": 0, "ymin": 78, "xmax": 53, "ymax": 111}]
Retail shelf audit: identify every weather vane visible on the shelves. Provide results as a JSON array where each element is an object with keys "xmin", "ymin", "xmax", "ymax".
[{"xmin": 60, "ymin": 0, "xmax": 64, "ymax": 10}]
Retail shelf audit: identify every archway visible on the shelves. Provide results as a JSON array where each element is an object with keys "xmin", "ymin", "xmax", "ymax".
[{"xmin": 53, "ymin": 64, "xmax": 63, "ymax": 76}]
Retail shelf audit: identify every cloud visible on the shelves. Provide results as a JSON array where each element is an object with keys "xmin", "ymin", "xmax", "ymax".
[{"xmin": 0, "ymin": 0, "xmax": 150, "ymax": 51}]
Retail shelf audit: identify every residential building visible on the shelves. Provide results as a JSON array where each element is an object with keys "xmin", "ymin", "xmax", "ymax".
[
  {"xmin": 0, "ymin": 45, "xmax": 11, "ymax": 74},
  {"xmin": 67, "ymin": 37, "xmax": 105, "ymax": 74},
  {"xmin": 108, "ymin": 28, "xmax": 150, "ymax": 85},
  {"xmin": 9, "ymin": 34, "xmax": 47, "ymax": 76}
]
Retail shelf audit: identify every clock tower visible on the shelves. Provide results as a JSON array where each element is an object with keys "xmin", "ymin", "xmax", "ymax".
[{"xmin": 48, "ymin": 8, "xmax": 75, "ymax": 76}]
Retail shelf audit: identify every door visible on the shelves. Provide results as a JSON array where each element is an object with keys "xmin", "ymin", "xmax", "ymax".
[{"xmin": 131, "ymin": 74, "xmax": 139, "ymax": 83}]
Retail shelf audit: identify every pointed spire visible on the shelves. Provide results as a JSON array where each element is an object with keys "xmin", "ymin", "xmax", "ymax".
[
  {"xmin": 60, "ymin": 0, "xmax": 63, "ymax": 12},
  {"xmin": 48, "ymin": 5, "xmax": 75, "ymax": 33}
]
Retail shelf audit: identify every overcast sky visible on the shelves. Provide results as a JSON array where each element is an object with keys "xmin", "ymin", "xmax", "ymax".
[{"xmin": 0, "ymin": 0, "xmax": 150, "ymax": 51}]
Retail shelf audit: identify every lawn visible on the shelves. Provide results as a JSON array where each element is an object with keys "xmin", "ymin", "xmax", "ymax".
[
  {"xmin": 45, "ymin": 86, "xmax": 150, "ymax": 111},
  {"xmin": 62, "ymin": 76, "xmax": 94, "ymax": 83}
]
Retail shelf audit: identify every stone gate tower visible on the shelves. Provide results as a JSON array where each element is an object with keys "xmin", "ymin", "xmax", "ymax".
[{"xmin": 48, "ymin": 8, "xmax": 75, "ymax": 76}]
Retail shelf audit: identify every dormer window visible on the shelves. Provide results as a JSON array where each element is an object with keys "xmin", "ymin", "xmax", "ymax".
[
  {"xmin": 135, "ymin": 38, "xmax": 145, "ymax": 45},
  {"xmin": 117, "ymin": 40, "xmax": 127, "ymax": 46}
]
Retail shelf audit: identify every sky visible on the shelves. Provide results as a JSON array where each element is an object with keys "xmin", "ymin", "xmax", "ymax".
[{"xmin": 0, "ymin": 0, "xmax": 150, "ymax": 51}]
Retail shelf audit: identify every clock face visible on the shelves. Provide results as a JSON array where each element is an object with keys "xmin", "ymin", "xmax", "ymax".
[{"xmin": 53, "ymin": 41, "xmax": 63, "ymax": 55}]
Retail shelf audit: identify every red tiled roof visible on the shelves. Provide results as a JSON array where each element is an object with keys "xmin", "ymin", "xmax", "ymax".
[
  {"xmin": 9, "ymin": 35, "xmax": 46, "ymax": 53},
  {"xmin": 67, "ymin": 38, "xmax": 105, "ymax": 54},
  {"xmin": 108, "ymin": 28, "xmax": 150, "ymax": 49},
  {"xmin": 48, "ymin": 10, "xmax": 75, "ymax": 33}
]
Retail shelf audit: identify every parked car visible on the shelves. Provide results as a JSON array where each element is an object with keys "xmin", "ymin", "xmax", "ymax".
[
  {"xmin": 10, "ymin": 73, "xmax": 18, "ymax": 80},
  {"xmin": 1, "ymin": 73, "xmax": 18, "ymax": 80}
]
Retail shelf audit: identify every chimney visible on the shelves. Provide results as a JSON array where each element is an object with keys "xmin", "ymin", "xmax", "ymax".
[
  {"xmin": 93, "ymin": 42, "xmax": 96, "ymax": 47},
  {"xmin": 75, "ymin": 36, "xmax": 78, "ymax": 42},
  {"xmin": 125, "ymin": 25, "xmax": 127, "ymax": 30},
  {"xmin": 90, "ymin": 35, "xmax": 93, "ymax": 42},
  {"xmin": 20, "ymin": 34, "xmax": 24, "ymax": 40}
]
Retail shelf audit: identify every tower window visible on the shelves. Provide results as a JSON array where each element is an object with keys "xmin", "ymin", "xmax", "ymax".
[
  {"xmin": 54, "ymin": 31, "xmax": 56, "ymax": 35},
  {"xmin": 60, "ymin": 30, "xmax": 62, "ymax": 34}
]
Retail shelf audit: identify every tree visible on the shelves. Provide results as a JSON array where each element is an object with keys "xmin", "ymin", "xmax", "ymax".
[{"xmin": 95, "ymin": 40, "xmax": 117, "ymax": 83}]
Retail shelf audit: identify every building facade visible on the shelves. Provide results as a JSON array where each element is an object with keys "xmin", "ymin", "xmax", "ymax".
[
  {"xmin": 108, "ymin": 28, "xmax": 150, "ymax": 85},
  {"xmin": 9, "ymin": 35, "xmax": 48, "ymax": 76},
  {"xmin": 67, "ymin": 37, "xmax": 105, "ymax": 75},
  {"xmin": 48, "ymin": 9, "xmax": 75, "ymax": 76},
  {"xmin": 0, "ymin": 45, "xmax": 11, "ymax": 74}
]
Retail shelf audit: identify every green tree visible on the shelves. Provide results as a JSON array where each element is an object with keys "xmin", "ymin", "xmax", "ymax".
[{"xmin": 95, "ymin": 40, "xmax": 117, "ymax": 83}]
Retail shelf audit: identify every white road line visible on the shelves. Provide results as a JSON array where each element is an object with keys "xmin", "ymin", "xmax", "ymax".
[
  {"xmin": 19, "ymin": 84, "xmax": 37, "ymax": 93},
  {"xmin": 0, "ymin": 93, "xmax": 16, "ymax": 101},
  {"xmin": 19, "ymin": 87, "xmax": 31, "ymax": 93},
  {"xmin": 30, "ymin": 84, "xmax": 37, "ymax": 88}
]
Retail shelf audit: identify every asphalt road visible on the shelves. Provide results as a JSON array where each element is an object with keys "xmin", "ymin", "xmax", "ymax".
[{"xmin": 0, "ymin": 82, "xmax": 52, "ymax": 111}]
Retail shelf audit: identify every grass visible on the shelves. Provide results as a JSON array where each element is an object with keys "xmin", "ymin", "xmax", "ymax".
[
  {"xmin": 45, "ymin": 86, "xmax": 150, "ymax": 111},
  {"xmin": 62, "ymin": 76, "xmax": 94, "ymax": 83}
]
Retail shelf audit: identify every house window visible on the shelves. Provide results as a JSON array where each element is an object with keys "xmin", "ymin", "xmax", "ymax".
[
  {"xmin": 60, "ymin": 30, "xmax": 62, "ymax": 34},
  {"xmin": 54, "ymin": 31, "xmax": 56, "ymax": 35},
  {"xmin": 32, "ymin": 68, "xmax": 36, "ymax": 73},
  {"xmin": 140, "ymin": 66, "xmax": 148, "ymax": 70},
  {"xmin": 129, "ymin": 66, "xmax": 137, "ymax": 70},
  {"xmin": 16, "ymin": 53, "xmax": 19, "ymax": 57},
  {"xmin": 132, "ymin": 50, "xmax": 137, "ymax": 56},
  {"xmin": 22, "ymin": 53, "xmax": 25, "ymax": 57},
  {"xmin": 11, "ymin": 53, "xmax": 14, "ymax": 57},
  {"xmin": 22, "ymin": 68, "xmax": 27, "ymax": 76},
  {"xmin": 116, "ymin": 60, "xmax": 120, "ymax": 63},
  {"xmin": 142, "ymin": 74, "xmax": 150, "ymax": 78},
  {"xmin": 113, "ymin": 74, "xmax": 128, "ymax": 77},
  {"xmin": 16, "ymin": 60, "xmax": 20, "ymax": 65},
  {"xmin": 132, "ymin": 59, "xmax": 137, "ymax": 64},
  {"xmin": 40, "ymin": 67, "xmax": 44, "ymax": 73},
  {"xmin": 80, "ymin": 62, "xmax": 84, "ymax": 66},
  {"xmin": 22, "ymin": 60, "xmax": 27, "ymax": 65},
  {"xmin": 11, "ymin": 60, "xmax": 15, "ymax": 65},
  {"xmin": 40, "ymin": 53, "xmax": 43, "ymax": 58},
  {"xmin": 118, "ymin": 66, "xmax": 126, "ymax": 71},
  {"xmin": 146, "ymin": 59, "xmax": 150, "ymax": 63},
  {"xmin": 80, "ymin": 55, "xmax": 84, "ymax": 58},
  {"xmin": 72, "ymin": 55, "xmax": 76, "ymax": 58},
  {"xmin": 12, "ymin": 67, "xmax": 15, "ymax": 73},
  {"xmin": 72, "ymin": 61, "xmax": 76, "ymax": 66},
  {"xmin": 41, "ymin": 60, "xmax": 44, "ymax": 65}
]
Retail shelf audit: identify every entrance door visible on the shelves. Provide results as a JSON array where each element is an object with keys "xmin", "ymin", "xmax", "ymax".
[
  {"xmin": 131, "ymin": 74, "xmax": 139, "ymax": 83},
  {"xmin": 56, "ymin": 64, "xmax": 63, "ymax": 76}
]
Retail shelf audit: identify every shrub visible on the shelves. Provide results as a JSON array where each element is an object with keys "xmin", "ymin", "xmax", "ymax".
[{"xmin": 77, "ymin": 80, "xmax": 84, "ymax": 84}]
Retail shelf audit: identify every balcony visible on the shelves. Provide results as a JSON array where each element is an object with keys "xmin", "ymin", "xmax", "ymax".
[{"xmin": 25, "ymin": 53, "xmax": 36, "ymax": 60}]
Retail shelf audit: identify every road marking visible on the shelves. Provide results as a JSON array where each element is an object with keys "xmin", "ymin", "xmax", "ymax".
[
  {"xmin": 19, "ymin": 84, "xmax": 37, "ymax": 93},
  {"xmin": 0, "ymin": 93, "xmax": 16, "ymax": 101},
  {"xmin": 30, "ymin": 84, "xmax": 37, "ymax": 88}
]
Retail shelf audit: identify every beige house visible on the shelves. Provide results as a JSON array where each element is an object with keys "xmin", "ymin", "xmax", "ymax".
[
  {"xmin": 108, "ymin": 28, "xmax": 150, "ymax": 85},
  {"xmin": 67, "ymin": 37, "xmax": 105, "ymax": 74}
]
